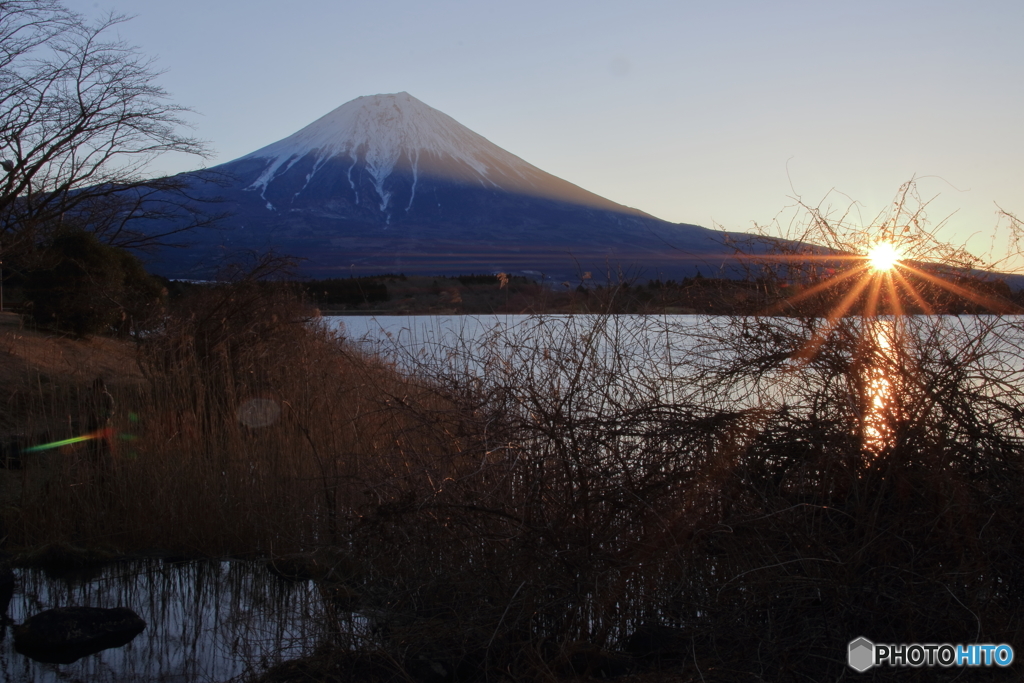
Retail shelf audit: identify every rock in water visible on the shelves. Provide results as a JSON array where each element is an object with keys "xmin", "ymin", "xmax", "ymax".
[
  {"xmin": 0, "ymin": 564, "xmax": 14, "ymax": 616},
  {"xmin": 14, "ymin": 606, "xmax": 146, "ymax": 664}
]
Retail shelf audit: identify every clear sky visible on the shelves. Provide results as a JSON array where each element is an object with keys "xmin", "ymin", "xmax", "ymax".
[{"xmin": 66, "ymin": 0, "xmax": 1024, "ymax": 270}]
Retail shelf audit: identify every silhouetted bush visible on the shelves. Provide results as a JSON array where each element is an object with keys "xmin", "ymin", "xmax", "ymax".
[{"xmin": 22, "ymin": 231, "xmax": 164, "ymax": 336}]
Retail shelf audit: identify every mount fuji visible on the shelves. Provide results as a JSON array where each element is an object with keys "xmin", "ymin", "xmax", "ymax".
[{"xmin": 144, "ymin": 92, "xmax": 745, "ymax": 281}]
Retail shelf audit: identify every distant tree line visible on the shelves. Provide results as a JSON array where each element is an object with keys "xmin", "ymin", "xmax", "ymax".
[
  {"xmin": 456, "ymin": 274, "xmax": 500, "ymax": 285},
  {"xmin": 302, "ymin": 278, "xmax": 391, "ymax": 308}
]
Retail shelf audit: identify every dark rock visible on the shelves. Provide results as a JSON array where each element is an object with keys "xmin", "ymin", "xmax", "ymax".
[
  {"xmin": 159, "ymin": 553, "xmax": 192, "ymax": 565},
  {"xmin": 0, "ymin": 436, "xmax": 24, "ymax": 469},
  {"xmin": 14, "ymin": 606, "xmax": 146, "ymax": 664},
  {"xmin": 0, "ymin": 563, "xmax": 14, "ymax": 616},
  {"xmin": 0, "ymin": 565, "xmax": 14, "ymax": 618},
  {"xmin": 19, "ymin": 542, "xmax": 118, "ymax": 581},
  {"xmin": 266, "ymin": 553, "xmax": 320, "ymax": 582}
]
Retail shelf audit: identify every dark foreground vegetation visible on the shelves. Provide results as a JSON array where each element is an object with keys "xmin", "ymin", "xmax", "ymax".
[
  {"xmin": 1, "ymin": 183, "xmax": 1022, "ymax": 681},
  {"xmin": 3, "ymin": 273, "xmax": 1024, "ymax": 682}
]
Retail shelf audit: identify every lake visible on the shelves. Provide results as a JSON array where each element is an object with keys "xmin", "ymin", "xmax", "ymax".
[
  {"xmin": 1, "ymin": 559, "xmax": 334, "ymax": 683},
  {"xmin": 329, "ymin": 312, "xmax": 1024, "ymax": 449}
]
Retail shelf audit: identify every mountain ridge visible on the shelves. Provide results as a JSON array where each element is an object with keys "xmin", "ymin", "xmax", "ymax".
[{"xmin": 138, "ymin": 92, "xmax": 741, "ymax": 281}]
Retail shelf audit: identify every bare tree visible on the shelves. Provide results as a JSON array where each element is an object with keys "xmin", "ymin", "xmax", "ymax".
[{"xmin": 0, "ymin": 0, "xmax": 216, "ymax": 263}]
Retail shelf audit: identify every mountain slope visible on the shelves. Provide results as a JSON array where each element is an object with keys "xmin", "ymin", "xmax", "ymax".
[
  {"xmin": 242, "ymin": 92, "xmax": 636, "ymax": 217},
  {"xmin": 144, "ymin": 92, "xmax": 742, "ymax": 281}
]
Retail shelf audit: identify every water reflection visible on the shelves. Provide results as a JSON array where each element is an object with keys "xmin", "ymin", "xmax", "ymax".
[
  {"xmin": 863, "ymin": 318, "xmax": 902, "ymax": 453},
  {"xmin": 0, "ymin": 559, "xmax": 330, "ymax": 683},
  {"xmin": 332, "ymin": 313, "xmax": 934, "ymax": 457}
]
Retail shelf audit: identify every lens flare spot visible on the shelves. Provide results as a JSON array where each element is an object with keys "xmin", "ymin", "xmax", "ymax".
[{"xmin": 237, "ymin": 398, "xmax": 281, "ymax": 429}]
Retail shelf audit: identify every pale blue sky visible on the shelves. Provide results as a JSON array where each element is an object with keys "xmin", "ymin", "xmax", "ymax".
[{"xmin": 67, "ymin": 0, "xmax": 1024, "ymax": 269}]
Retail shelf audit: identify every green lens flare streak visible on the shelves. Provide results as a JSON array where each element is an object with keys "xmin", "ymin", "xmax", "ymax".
[{"xmin": 23, "ymin": 429, "xmax": 109, "ymax": 453}]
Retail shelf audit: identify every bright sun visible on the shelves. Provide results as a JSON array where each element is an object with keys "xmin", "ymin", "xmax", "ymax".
[{"xmin": 868, "ymin": 242, "xmax": 902, "ymax": 271}]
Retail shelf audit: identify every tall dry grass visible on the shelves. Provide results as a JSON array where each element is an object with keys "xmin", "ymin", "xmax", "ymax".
[{"xmin": 2, "ymin": 279, "xmax": 467, "ymax": 558}]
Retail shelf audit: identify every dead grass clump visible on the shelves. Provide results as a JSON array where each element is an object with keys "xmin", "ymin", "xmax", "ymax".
[{"xmin": 0, "ymin": 278, "xmax": 464, "ymax": 559}]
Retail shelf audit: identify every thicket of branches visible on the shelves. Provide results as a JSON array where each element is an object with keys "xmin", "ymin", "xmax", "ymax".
[
  {"xmin": 307, "ymin": 309, "xmax": 1020, "ymax": 682},
  {"xmin": 282, "ymin": 185, "xmax": 1023, "ymax": 681},
  {"xmin": 22, "ymin": 229, "xmax": 165, "ymax": 335},
  {"xmin": 0, "ymin": 0, "xmax": 215, "ymax": 278}
]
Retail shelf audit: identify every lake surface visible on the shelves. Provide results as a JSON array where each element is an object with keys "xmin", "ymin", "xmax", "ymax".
[
  {"xmin": 329, "ymin": 313, "xmax": 1024, "ymax": 447},
  {"xmin": 329, "ymin": 314, "xmax": 709, "ymax": 371},
  {"xmin": 0, "ymin": 559, "xmax": 330, "ymax": 683},
  {"xmin": 330, "ymin": 313, "xmax": 1024, "ymax": 352}
]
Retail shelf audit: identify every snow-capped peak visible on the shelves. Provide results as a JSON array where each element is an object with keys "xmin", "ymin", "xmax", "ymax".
[
  {"xmin": 241, "ymin": 92, "xmax": 542, "ymax": 206},
  {"xmin": 236, "ymin": 92, "xmax": 638, "ymax": 216}
]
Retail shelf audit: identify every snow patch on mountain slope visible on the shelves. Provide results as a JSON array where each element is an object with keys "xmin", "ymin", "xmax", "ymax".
[
  {"xmin": 241, "ymin": 92, "xmax": 541, "ymax": 209},
  {"xmin": 406, "ymin": 148, "xmax": 419, "ymax": 212}
]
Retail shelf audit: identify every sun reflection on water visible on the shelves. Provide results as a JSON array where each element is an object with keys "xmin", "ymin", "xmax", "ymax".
[{"xmin": 862, "ymin": 319, "xmax": 902, "ymax": 453}]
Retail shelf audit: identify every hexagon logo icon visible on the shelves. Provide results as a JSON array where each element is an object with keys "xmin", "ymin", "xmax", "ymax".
[{"xmin": 848, "ymin": 637, "xmax": 875, "ymax": 672}]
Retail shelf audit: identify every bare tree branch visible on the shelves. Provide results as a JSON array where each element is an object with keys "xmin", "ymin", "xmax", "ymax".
[{"xmin": 0, "ymin": 1, "xmax": 212, "ymax": 260}]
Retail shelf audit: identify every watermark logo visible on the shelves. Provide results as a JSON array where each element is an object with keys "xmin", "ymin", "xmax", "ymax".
[
  {"xmin": 848, "ymin": 637, "xmax": 1014, "ymax": 671},
  {"xmin": 848, "ymin": 637, "xmax": 874, "ymax": 672}
]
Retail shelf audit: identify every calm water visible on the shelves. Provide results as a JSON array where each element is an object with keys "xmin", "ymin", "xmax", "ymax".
[
  {"xmin": 329, "ymin": 313, "xmax": 1024, "ymax": 448},
  {"xmin": 329, "ymin": 314, "xmax": 708, "ymax": 372},
  {"xmin": 0, "ymin": 559, "xmax": 330, "ymax": 683}
]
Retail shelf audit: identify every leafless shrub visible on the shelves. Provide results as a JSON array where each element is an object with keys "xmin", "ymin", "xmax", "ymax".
[{"xmin": 313, "ymin": 183, "xmax": 1024, "ymax": 681}]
